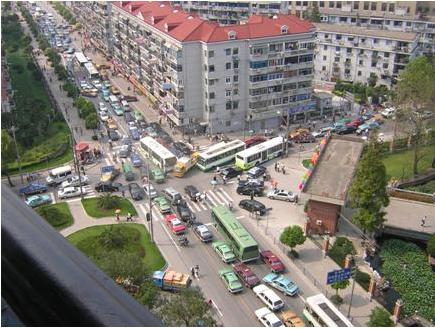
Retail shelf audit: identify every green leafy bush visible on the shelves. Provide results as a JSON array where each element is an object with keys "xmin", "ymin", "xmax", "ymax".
[
  {"xmin": 427, "ymin": 235, "xmax": 435, "ymax": 258},
  {"xmin": 355, "ymin": 269, "xmax": 371, "ymax": 291},
  {"xmin": 328, "ymin": 237, "xmax": 356, "ymax": 267},
  {"xmin": 380, "ymin": 239, "xmax": 435, "ymax": 321}
]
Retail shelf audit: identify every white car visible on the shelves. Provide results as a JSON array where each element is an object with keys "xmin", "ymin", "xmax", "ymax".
[
  {"xmin": 61, "ymin": 175, "xmax": 89, "ymax": 188},
  {"xmin": 127, "ymin": 121, "xmax": 137, "ymax": 129},
  {"xmin": 381, "ymin": 107, "xmax": 396, "ymax": 118},
  {"xmin": 143, "ymin": 183, "xmax": 157, "ymax": 199},
  {"xmin": 255, "ymin": 307, "xmax": 284, "ymax": 327},
  {"xmin": 267, "ymin": 189, "xmax": 297, "ymax": 202},
  {"xmin": 58, "ymin": 186, "xmax": 87, "ymax": 199},
  {"xmin": 80, "ymin": 80, "xmax": 89, "ymax": 89},
  {"xmin": 92, "ymin": 80, "xmax": 102, "ymax": 89},
  {"xmin": 99, "ymin": 110, "xmax": 109, "ymax": 121}
]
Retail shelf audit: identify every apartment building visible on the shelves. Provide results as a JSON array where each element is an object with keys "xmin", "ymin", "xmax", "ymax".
[
  {"xmin": 75, "ymin": 2, "xmax": 316, "ymax": 133},
  {"xmin": 314, "ymin": 23, "xmax": 419, "ymax": 86}
]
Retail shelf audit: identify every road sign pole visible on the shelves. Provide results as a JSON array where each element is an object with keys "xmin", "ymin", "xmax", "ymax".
[{"xmin": 347, "ymin": 273, "xmax": 356, "ymax": 319}]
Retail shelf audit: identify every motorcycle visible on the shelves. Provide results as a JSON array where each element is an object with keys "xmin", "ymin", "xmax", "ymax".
[{"xmin": 177, "ymin": 236, "xmax": 189, "ymax": 247}]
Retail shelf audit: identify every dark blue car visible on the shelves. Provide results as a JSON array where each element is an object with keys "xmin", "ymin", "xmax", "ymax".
[{"xmin": 19, "ymin": 183, "xmax": 48, "ymax": 196}]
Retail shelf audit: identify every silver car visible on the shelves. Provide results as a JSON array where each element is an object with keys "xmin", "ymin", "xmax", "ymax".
[
  {"xmin": 267, "ymin": 189, "xmax": 297, "ymax": 202},
  {"xmin": 118, "ymin": 145, "xmax": 131, "ymax": 158},
  {"xmin": 143, "ymin": 183, "xmax": 157, "ymax": 199}
]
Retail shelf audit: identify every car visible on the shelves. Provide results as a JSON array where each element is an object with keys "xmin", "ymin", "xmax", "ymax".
[
  {"xmin": 356, "ymin": 121, "xmax": 380, "ymax": 135},
  {"xmin": 381, "ymin": 107, "xmax": 396, "ymax": 118},
  {"xmin": 92, "ymin": 80, "xmax": 102, "ymax": 89},
  {"xmin": 58, "ymin": 186, "xmax": 87, "ymax": 199},
  {"xmin": 184, "ymin": 185, "xmax": 200, "ymax": 201},
  {"xmin": 267, "ymin": 189, "xmax": 297, "ymax": 202},
  {"xmin": 154, "ymin": 196, "xmax": 172, "ymax": 214},
  {"xmin": 262, "ymin": 273, "xmax": 299, "ymax": 296},
  {"xmin": 193, "ymin": 223, "xmax": 213, "ymax": 242},
  {"xmin": 219, "ymin": 268, "xmax": 244, "ymax": 293},
  {"xmin": 128, "ymin": 182, "xmax": 144, "ymax": 200},
  {"xmin": 127, "ymin": 121, "xmax": 137, "ymax": 129},
  {"xmin": 280, "ymin": 310, "xmax": 305, "ymax": 327},
  {"xmin": 64, "ymin": 47, "xmax": 75, "ymax": 54},
  {"xmin": 232, "ymin": 262, "xmax": 261, "ymax": 288},
  {"xmin": 112, "ymin": 103, "xmax": 124, "ymax": 116},
  {"xmin": 346, "ymin": 118, "xmax": 364, "ymax": 128},
  {"xmin": 173, "ymin": 141, "xmax": 191, "ymax": 155},
  {"xmin": 118, "ymin": 145, "xmax": 131, "ymax": 158},
  {"xmin": 212, "ymin": 241, "xmax": 236, "ymax": 263},
  {"xmin": 129, "ymin": 126, "xmax": 140, "ymax": 140},
  {"xmin": 239, "ymin": 199, "xmax": 267, "ymax": 216},
  {"xmin": 25, "ymin": 194, "xmax": 52, "ymax": 208},
  {"xmin": 130, "ymin": 153, "xmax": 142, "ymax": 167},
  {"xmin": 111, "ymin": 86, "xmax": 121, "ymax": 95},
  {"xmin": 260, "ymin": 250, "xmax": 285, "ymax": 273},
  {"xmin": 176, "ymin": 201, "xmax": 196, "ymax": 223},
  {"xmin": 164, "ymin": 214, "xmax": 186, "ymax": 235},
  {"xmin": 311, "ymin": 127, "xmax": 332, "ymax": 138},
  {"xmin": 95, "ymin": 182, "xmax": 123, "ymax": 192},
  {"xmin": 124, "ymin": 112, "xmax": 134, "ymax": 123},
  {"xmin": 79, "ymin": 80, "xmax": 89, "ymax": 89},
  {"xmin": 19, "ymin": 183, "xmax": 48, "ymax": 196},
  {"xmin": 236, "ymin": 185, "xmax": 263, "ymax": 197},
  {"xmin": 99, "ymin": 110, "xmax": 109, "ymax": 122},
  {"xmin": 292, "ymin": 133, "xmax": 316, "ymax": 143},
  {"xmin": 255, "ymin": 307, "xmax": 285, "ymax": 327},
  {"xmin": 143, "ymin": 183, "xmax": 157, "ymax": 199},
  {"xmin": 245, "ymin": 136, "xmax": 267, "ymax": 148},
  {"xmin": 247, "ymin": 165, "xmax": 267, "ymax": 179},
  {"xmin": 61, "ymin": 175, "xmax": 89, "ymax": 188},
  {"xmin": 103, "ymin": 80, "xmax": 111, "ymax": 88},
  {"xmin": 335, "ymin": 125, "xmax": 357, "ymax": 135},
  {"xmin": 150, "ymin": 167, "xmax": 165, "ymax": 183},
  {"xmin": 220, "ymin": 167, "xmax": 243, "ymax": 180},
  {"xmin": 238, "ymin": 178, "xmax": 264, "ymax": 188},
  {"xmin": 107, "ymin": 129, "xmax": 120, "ymax": 141},
  {"xmin": 122, "ymin": 95, "xmax": 138, "ymax": 102}
]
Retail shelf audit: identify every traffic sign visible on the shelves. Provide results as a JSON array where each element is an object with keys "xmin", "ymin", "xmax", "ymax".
[{"xmin": 326, "ymin": 268, "xmax": 351, "ymax": 285}]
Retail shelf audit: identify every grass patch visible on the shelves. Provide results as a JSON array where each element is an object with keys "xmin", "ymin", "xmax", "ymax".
[
  {"xmin": 36, "ymin": 202, "xmax": 73, "ymax": 231},
  {"xmin": 81, "ymin": 197, "xmax": 138, "ymax": 218},
  {"xmin": 382, "ymin": 146, "xmax": 434, "ymax": 180},
  {"xmin": 404, "ymin": 180, "xmax": 435, "ymax": 194},
  {"xmin": 67, "ymin": 224, "xmax": 165, "ymax": 271},
  {"xmin": 302, "ymin": 159, "xmax": 311, "ymax": 168}
]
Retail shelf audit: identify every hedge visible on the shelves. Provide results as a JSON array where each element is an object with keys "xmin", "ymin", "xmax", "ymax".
[{"xmin": 328, "ymin": 237, "xmax": 356, "ymax": 267}]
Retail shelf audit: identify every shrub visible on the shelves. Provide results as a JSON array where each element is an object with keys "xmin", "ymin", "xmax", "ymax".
[
  {"xmin": 98, "ymin": 193, "xmax": 121, "ymax": 210},
  {"xmin": 328, "ymin": 237, "xmax": 356, "ymax": 267},
  {"xmin": 368, "ymin": 307, "xmax": 394, "ymax": 327},
  {"xmin": 355, "ymin": 269, "xmax": 371, "ymax": 291},
  {"xmin": 427, "ymin": 235, "xmax": 435, "ymax": 258},
  {"xmin": 85, "ymin": 113, "xmax": 98, "ymax": 129}
]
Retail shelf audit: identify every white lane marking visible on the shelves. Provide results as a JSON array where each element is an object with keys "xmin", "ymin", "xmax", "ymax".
[
  {"xmin": 204, "ymin": 222, "xmax": 214, "ymax": 226},
  {"xmin": 64, "ymin": 195, "xmax": 94, "ymax": 203},
  {"xmin": 209, "ymin": 190, "xmax": 226, "ymax": 205},
  {"xmin": 198, "ymin": 200, "xmax": 208, "ymax": 211},
  {"xmin": 211, "ymin": 300, "xmax": 224, "ymax": 317},
  {"xmin": 218, "ymin": 188, "xmax": 233, "ymax": 203},
  {"xmin": 49, "ymin": 192, "xmax": 56, "ymax": 204},
  {"xmin": 140, "ymin": 203, "xmax": 163, "ymax": 222},
  {"xmin": 206, "ymin": 191, "xmax": 221, "ymax": 206},
  {"xmin": 188, "ymin": 198, "xmax": 202, "ymax": 212},
  {"xmin": 298, "ymin": 295, "xmax": 306, "ymax": 303},
  {"xmin": 236, "ymin": 216, "xmax": 245, "ymax": 220},
  {"xmin": 104, "ymin": 157, "xmax": 111, "ymax": 166}
]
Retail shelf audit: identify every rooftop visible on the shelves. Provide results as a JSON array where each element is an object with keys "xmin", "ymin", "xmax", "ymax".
[
  {"xmin": 303, "ymin": 135, "xmax": 364, "ymax": 206},
  {"xmin": 314, "ymin": 23, "xmax": 418, "ymax": 41},
  {"xmin": 114, "ymin": 1, "xmax": 315, "ymax": 43}
]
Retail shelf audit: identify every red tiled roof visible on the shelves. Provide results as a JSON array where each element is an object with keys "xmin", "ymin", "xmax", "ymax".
[{"xmin": 114, "ymin": 1, "xmax": 315, "ymax": 43}]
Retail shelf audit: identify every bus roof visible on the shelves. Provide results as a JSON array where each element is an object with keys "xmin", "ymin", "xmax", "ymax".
[
  {"xmin": 212, "ymin": 205, "xmax": 258, "ymax": 248},
  {"xmin": 140, "ymin": 136, "xmax": 176, "ymax": 160},
  {"xmin": 75, "ymin": 52, "xmax": 88, "ymax": 65},
  {"xmin": 84, "ymin": 62, "xmax": 99, "ymax": 75},
  {"xmin": 199, "ymin": 140, "xmax": 245, "ymax": 159},
  {"xmin": 49, "ymin": 165, "xmax": 72, "ymax": 176},
  {"xmin": 306, "ymin": 294, "xmax": 353, "ymax": 327},
  {"xmin": 236, "ymin": 136, "xmax": 283, "ymax": 158}
]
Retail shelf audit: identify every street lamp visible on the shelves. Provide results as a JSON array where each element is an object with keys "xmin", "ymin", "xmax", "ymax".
[
  {"xmin": 9, "ymin": 126, "xmax": 24, "ymax": 184},
  {"xmin": 144, "ymin": 158, "xmax": 154, "ymax": 243}
]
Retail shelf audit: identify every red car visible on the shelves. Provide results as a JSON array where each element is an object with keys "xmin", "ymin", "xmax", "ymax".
[
  {"xmin": 260, "ymin": 250, "xmax": 285, "ymax": 273},
  {"xmin": 232, "ymin": 262, "xmax": 261, "ymax": 288},
  {"xmin": 164, "ymin": 214, "xmax": 186, "ymax": 235},
  {"xmin": 245, "ymin": 136, "xmax": 267, "ymax": 148},
  {"xmin": 346, "ymin": 118, "xmax": 364, "ymax": 128}
]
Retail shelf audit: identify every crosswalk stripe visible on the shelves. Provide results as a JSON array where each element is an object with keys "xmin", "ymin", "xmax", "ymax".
[
  {"xmin": 187, "ymin": 198, "xmax": 202, "ymax": 212},
  {"xmin": 140, "ymin": 203, "xmax": 164, "ymax": 221},
  {"xmin": 218, "ymin": 188, "xmax": 233, "ymax": 203},
  {"xmin": 206, "ymin": 192, "xmax": 219, "ymax": 207},
  {"xmin": 198, "ymin": 200, "xmax": 208, "ymax": 211},
  {"xmin": 104, "ymin": 157, "xmax": 111, "ymax": 166},
  {"xmin": 212, "ymin": 190, "xmax": 228, "ymax": 204},
  {"xmin": 207, "ymin": 190, "xmax": 224, "ymax": 206}
]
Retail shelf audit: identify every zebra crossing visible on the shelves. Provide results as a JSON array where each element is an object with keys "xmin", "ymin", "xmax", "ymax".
[{"xmin": 182, "ymin": 188, "xmax": 234, "ymax": 214}]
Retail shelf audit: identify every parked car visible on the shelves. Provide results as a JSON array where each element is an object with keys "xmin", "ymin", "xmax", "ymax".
[
  {"xmin": 58, "ymin": 186, "xmax": 87, "ymax": 199},
  {"xmin": 356, "ymin": 121, "xmax": 380, "ymax": 135},
  {"xmin": 150, "ymin": 168, "xmax": 165, "ymax": 183},
  {"xmin": 92, "ymin": 80, "xmax": 102, "ymax": 89},
  {"xmin": 346, "ymin": 118, "xmax": 364, "ymax": 128},
  {"xmin": 164, "ymin": 214, "xmax": 186, "ymax": 235},
  {"xmin": 247, "ymin": 165, "xmax": 267, "ymax": 179},
  {"xmin": 239, "ymin": 199, "xmax": 267, "ymax": 216},
  {"xmin": 111, "ymin": 86, "xmax": 121, "ymax": 95},
  {"xmin": 19, "ymin": 183, "xmax": 48, "ymax": 196},
  {"xmin": 232, "ymin": 262, "xmax": 261, "ymax": 288},
  {"xmin": 335, "ymin": 125, "xmax": 357, "ymax": 135},
  {"xmin": 122, "ymin": 95, "xmax": 138, "ymax": 102},
  {"xmin": 245, "ymin": 136, "xmax": 267, "ymax": 148},
  {"xmin": 25, "ymin": 194, "xmax": 52, "ymax": 208},
  {"xmin": 128, "ymin": 182, "xmax": 144, "ymax": 200},
  {"xmin": 184, "ymin": 185, "xmax": 200, "ymax": 201},
  {"xmin": 193, "ymin": 223, "xmax": 213, "ymax": 242},
  {"xmin": 219, "ymin": 268, "xmax": 244, "ymax": 294},
  {"xmin": 292, "ymin": 134, "xmax": 316, "ymax": 143},
  {"xmin": 262, "ymin": 273, "xmax": 299, "ymax": 296},
  {"xmin": 311, "ymin": 127, "xmax": 332, "ymax": 138},
  {"xmin": 143, "ymin": 183, "xmax": 157, "ymax": 199},
  {"xmin": 212, "ymin": 241, "xmax": 236, "ymax": 263},
  {"xmin": 154, "ymin": 196, "xmax": 171, "ymax": 214},
  {"xmin": 61, "ymin": 175, "xmax": 89, "ymax": 188},
  {"xmin": 267, "ymin": 189, "xmax": 298, "ymax": 202},
  {"xmin": 236, "ymin": 185, "xmax": 263, "ymax": 197},
  {"xmin": 255, "ymin": 307, "xmax": 284, "ymax": 327},
  {"xmin": 260, "ymin": 250, "xmax": 285, "ymax": 273},
  {"xmin": 95, "ymin": 182, "xmax": 123, "ymax": 192},
  {"xmin": 238, "ymin": 178, "xmax": 264, "ymax": 189},
  {"xmin": 220, "ymin": 166, "xmax": 243, "ymax": 180},
  {"xmin": 130, "ymin": 153, "xmax": 142, "ymax": 167}
]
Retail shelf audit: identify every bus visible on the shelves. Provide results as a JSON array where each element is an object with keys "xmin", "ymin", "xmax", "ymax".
[
  {"xmin": 139, "ymin": 136, "xmax": 177, "ymax": 173},
  {"xmin": 235, "ymin": 137, "xmax": 284, "ymax": 170},
  {"xmin": 211, "ymin": 205, "xmax": 259, "ymax": 262},
  {"xmin": 84, "ymin": 62, "xmax": 100, "ymax": 79},
  {"xmin": 196, "ymin": 140, "xmax": 245, "ymax": 171},
  {"xmin": 74, "ymin": 51, "xmax": 88, "ymax": 67},
  {"xmin": 122, "ymin": 163, "xmax": 135, "ymax": 181},
  {"xmin": 303, "ymin": 294, "xmax": 353, "ymax": 327}
]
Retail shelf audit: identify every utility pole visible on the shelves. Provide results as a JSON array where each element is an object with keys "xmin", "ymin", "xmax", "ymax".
[
  {"xmin": 146, "ymin": 158, "xmax": 154, "ymax": 243},
  {"xmin": 347, "ymin": 264, "xmax": 357, "ymax": 319},
  {"xmin": 10, "ymin": 126, "xmax": 24, "ymax": 184},
  {"xmin": 70, "ymin": 134, "xmax": 84, "ymax": 199}
]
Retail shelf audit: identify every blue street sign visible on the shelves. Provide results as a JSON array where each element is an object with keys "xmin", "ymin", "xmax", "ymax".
[{"xmin": 327, "ymin": 268, "xmax": 351, "ymax": 285}]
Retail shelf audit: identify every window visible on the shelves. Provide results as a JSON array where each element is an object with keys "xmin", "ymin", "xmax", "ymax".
[
  {"xmin": 336, "ymin": 34, "xmax": 342, "ymax": 40},
  {"xmin": 233, "ymin": 89, "xmax": 239, "ymax": 95},
  {"xmin": 226, "ymin": 62, "xmax": 232, "ymax": 70},
  {"xmin": 319, "ymin": 1, "xmax": 324, "ymax": 8},
  {"xmin": 322, "ymin": 66, "xmax": 326, "ymax": 71},
  {"xmin": 281, "ymin": 25, "xmax": 288, "ymax": 34},
  {"xmin": 389, "ymin": 3, "xmax": 394, "ymax": 12},
  {"xmin": 204, "ymin": 78, "xmax": 208, "ymax": 85},
  {"xmin": 226, "ymin": 121, "xmax": 231, "ymax": 127},
  {"xmin": 226, "ymin": 101, "xmax": 232, "ymax": 110},
  {"xmin": 226, "ymin": 90, "xmax": 231, "ymax": 97},
  {"xmin": 353, "ymin": 2, "xmax": 359, "ymax": 9},
  {"xmin": 359, "ymin": 60, "xmax": 364, "ymax": 65},
  {"xmin": 363, "ymin": 1, "xmax": 369, "ymax": 10},
  {"xmin": 336, "ymin": 46, "xmax": 341, "ymax": 51},
  {"xmin": 358, "ymin": 71, "xmax": 362, "ymax": 76},
  {"xmin": 233, "ymin": 61, "xmax": 239, "ymax": 69},
  {"xmin": 324, "ymin": 45, "xmax": 327, "ymax": 50},
  {"xmin": 226, "ymin": 77, "xmax": 231, "ymax": 84},
  {"xmin": 371, "ymin": 2, "xmax": 377, "ymax": 10},
  {"xmin": 250, "ymin": 60, "xmax": 268, "ymax": 69},
  {"xmin": 177, "ymin": 64, "xmax": 183, "ymax": 72},
  {"xmin": 233, "ymin": 48, "xmax": 239, "ymax": 55},
  {"xmin": 228, "ymin": 31, "xmax": 236, "ymax": 40},
  {"xmin": 334, "ymin": 57, "xmax": 340, "ymax": 62},
  {"xmin": 233, "ymin": 75, "xmax": 239, "ymax": 82},
  {"xmin": 381, "ymin": 2, "xmax": 387, "ymax": 11},
  {"xmin": 373, "ymin": 38, "xmax": 378, "ymax": 44},
  {"xmin": 209, "ymin": 79, "xmax": 215, "ymax": 86},
  {"xmin": 383, "ymin": 63, "xmax": 389, "ymax": 69},
  {"xmin": 323, "ymin": 55, "xmax": 327, "ymax": 61},
  {"xmin": 347, "ymin": 48, "xmax": 352, "ymax": 54},
  {"xmin": 384, "ymin": 52, "xmax": 389, "ymax": 58},
  {"xmin": 225, "ymin": 48, "xmax": 231, "ymax": 55},
  {"xmin": 209, "ymin": 92, "xmax": 215, "ymax": 99},
  {"xmin": 208, "ymin": 50, "xmax": 214, "ymax": 57},
  {"xmin": 329, "ymin": 1, "xmax": 334, "ymax": 8},
  {"xmin": 336, "ymin": 2, "xmax": 341, "ymax": 9},
  {"xmin": 209, "ymin": 65, "xmax": 215, "ymax": 72},
  {"xmin": 233, "ymin": 101, "xmax": 239, "ymax": 109}
]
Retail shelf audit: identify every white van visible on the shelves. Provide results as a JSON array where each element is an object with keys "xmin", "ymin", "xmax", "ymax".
[
  {"xmin": 253, "ymin": 284, "xmax": 284, "ymax": 311},
  {"xmin": 46, "ymin": 165, "xmax": 73, "ymax": 185},
  {"xmin": 109, "ymin": 95, "xmax": 118, "ymax": 105},
  {"xmin": 121, "ymin": 100, "xmax": 130, "ymax": 111}
]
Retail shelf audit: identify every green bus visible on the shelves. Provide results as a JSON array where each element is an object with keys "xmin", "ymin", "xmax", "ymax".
[
  {"xmin": 211, "ymin": 205, "xmax": 259, "ymax": 262},
  {"xmin": 122, "ymin": 163, "xmax": 135, "ymax": 181},
  {"xmin": 235, "ymin": 136, "xmax": 284, "ymax": 170}
]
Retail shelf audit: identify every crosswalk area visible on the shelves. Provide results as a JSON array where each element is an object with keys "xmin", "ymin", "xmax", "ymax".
[
  {"xmin": 63, "ymin": 185, "xmax": 97, "ymax": 203},
  {"xmin": 182, "ymin": 188, "xmax": 233, "ymax": 214}
]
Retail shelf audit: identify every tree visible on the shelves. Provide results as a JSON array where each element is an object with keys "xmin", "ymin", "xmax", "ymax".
[
  {"xmin": 395, "ymin": 56, "xmax": 435, "ymax": 176},
  {"xmin": 136, "ymin": 279, "xmax": 159, "ymax": 309},
  {"xmin": 98, "ymin": 193, "xmax": 120, "ymax": 210},
  {"xmin": 1, "ymin": 129, "xmax": 16, "ymax": 186},
  {"xmin": 348, "ymin": 137, "xmax": 389, "ymax": 233},
  {"xmin": 308, "ymin": 2, "xmax": 321, "ymax": 22},
  {"xmin": 331, "ymin": 279, "xmax": 350, "ymax": 299},
  {"xmin": 158, "ymin": 287, "xmax": 216, "ymax": 326},
  {"xmin": 368, "ymin": 307, "xmax": 395, "ymax": 327},
  {"xmin": 427, "ymin": 235, "xmax": 435, "ymax": 258},
  {"xmin": 368, "ymin": 73, "xmax": 378, "ymax": 88},
  {"xmin": 280, "ymin": 225, "xmax": 306, "ymax": 252},
  {"xmin": 98, "ymin": 225, "xmax": 127, "ymax": 250}
]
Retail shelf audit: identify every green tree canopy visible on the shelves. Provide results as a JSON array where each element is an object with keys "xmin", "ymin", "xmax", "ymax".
[
  {"xmin": 368, "ymin": 307, "xmax": 395, "ymax": 327},
  {"xmin": 331, "ymin": 279, "xmax": 350, "ymax": 297},
  {"xmin": 308, "ymin": 2, "xmax": 321, "ymax": 22},
  {"xmin": 427, "ymin": 235, "xmax": 435, "ymax": 258},
  {"xmin": 280, "ymin": 225, "xmax": 306, "ymax": 251},
  {"xmin": 136, "ymin": 279, "xmax": 159, "ymax": 309}
]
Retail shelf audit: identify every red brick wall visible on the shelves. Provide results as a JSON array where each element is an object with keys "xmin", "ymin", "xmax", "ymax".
[{"xmin": 306, "ymin": 200, "xmax": 340, "ymax": 236}]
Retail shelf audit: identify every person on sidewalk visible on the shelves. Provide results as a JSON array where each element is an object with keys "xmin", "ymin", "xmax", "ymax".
[{"xmin": 282, "ymin": 166, "xmax": 286, "ymax": 175}]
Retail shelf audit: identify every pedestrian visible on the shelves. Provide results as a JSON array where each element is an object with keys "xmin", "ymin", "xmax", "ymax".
[
  {"xmin": 191, "ymin": 267, "xmax": 195, "ymax": 277},
  {"xmin": 277, "ymin": 162, "xmax": 281, "ymax": 172},
  {"xmin": 282, "ymin": 166, "xmax": 286, "ymax": 175},
  {"xmin": 421, "ymin": 216, "xmax": 427, "ymax": 227},
  {"xmin": 194, "ymin": 265, "xmax": 199, "ymax": 278},
  {"xmin": 127, "ymin": 212, "xmax": 132, "ymax": 222},
  {"xmin": 216, "ymin": 166, "xmax": 220, "ymax": 175},
  {"xmin": 263, "ymin": 173, "xmax": 267, "ymax": 182},
  {"xmin": 274, "ymin": 162, "xmax": 278, "ymax": 172},
  {"xmin": 116, "ymin": 213, "xmax": 120, "ymax": 222},
  {"xmin": 204, "ymin": 191, "xmax": 208, "ymax": 202},
  {"xmin": 80, "ymin": 127, "xmax": 83, "ymax": 135},
  {"xmin": 237, "ymin": 174, "xmax": 241, "ymax": 183},
  {"xmin": 121, "ymin": 190, "xmax": 125, "ymax": 198},
  {"xmin": 223, "ymin": 176, "xmax": 227, "ymax": 185}
]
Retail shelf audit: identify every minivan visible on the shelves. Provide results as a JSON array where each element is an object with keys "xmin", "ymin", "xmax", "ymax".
[
  {"xmin": 46, "ymin": 165, "xmax": 73, "ymax": 186},
  {"xmin": 253, "ymin": 284, "xmax": 284, "ymax": 311},
  {"xmin": 162, "ymin": 187, "xmax": 182, "ymax": 205}
]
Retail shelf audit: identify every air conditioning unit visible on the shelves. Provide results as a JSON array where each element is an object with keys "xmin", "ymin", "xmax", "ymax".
[{"xmin": 316, "ymin": 220, "xmax": 323, "ymax": 226}]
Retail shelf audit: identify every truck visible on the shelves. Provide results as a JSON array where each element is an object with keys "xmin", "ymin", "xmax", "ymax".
[
  {"xmin": 172, "ymin": 154, "xmax": 198, "ymax": 178},
  {"xmin": 105, "ymin": 118, "xmax": 117, "ymax": 130},
  {"xmin": 100, "ymin": 165, "xmax": 120, "ymax": 183},
  {"xmin": 152, "ymin": 270, "xmax": 191, "ymax": 291}
]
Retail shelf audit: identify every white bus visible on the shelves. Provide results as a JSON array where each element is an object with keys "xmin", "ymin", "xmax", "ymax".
[
  {"xmin": 196, "ymin": 140, "xmax": 245, "ymax": 171},
  {"xmin": 235, "ymin": 137, "xmax": 284, "ymax": 170},
  {"xmin": 139, "ymin": 136, "xmax": 177, "ymax": 173},
  {"xmin": 74, "ymin": 51, "xmax": 88, "ymax": 67},
  {"xmin": 84, "ymin": 62, "xmax": 99, "ymax": 79},
  {"xmin": 303, "ymin": 294, "xmax": 353, "ymax": 327}
]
